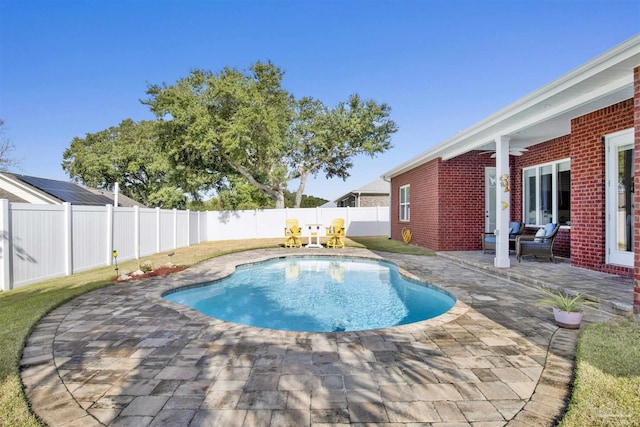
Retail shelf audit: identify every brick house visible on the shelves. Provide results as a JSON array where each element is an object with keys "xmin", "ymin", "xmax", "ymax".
[
  {"xmin": 382, "ymin": 35, "xmax": 640, "ymax": 314},
  {"xmin": 335, "ymin": 178, "xmax": 390, "ymax": 207}
]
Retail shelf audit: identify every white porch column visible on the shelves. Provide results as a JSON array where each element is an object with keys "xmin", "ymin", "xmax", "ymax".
[{"xmin": 494, "ymin": 135, "xmax": 511, "ymax": 268}]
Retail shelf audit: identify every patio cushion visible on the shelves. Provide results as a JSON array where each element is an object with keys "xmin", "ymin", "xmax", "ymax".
[
  {"xmin": 544, "ymin": 223, "xmax": 556, "ymax": 236},
  {"xmin": 509, "ymin": 222, "xmax": 521, "ymax": 234},
  {"xmin": 534, "ymin": 228, "xmax": 546, "ymax": 242},
  {"xmin": 484, "ymin": 236, "xmax": 496, "ymax": 243}
]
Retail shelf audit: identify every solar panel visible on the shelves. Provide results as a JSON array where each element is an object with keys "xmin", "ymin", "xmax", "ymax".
[{"xmin": 16, "ymin": 175, "xmax": 114, "ymax": 206}]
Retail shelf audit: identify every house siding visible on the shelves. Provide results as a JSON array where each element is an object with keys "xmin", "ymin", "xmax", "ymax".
[
  {"xmin": 571, "ymin": 98, "xmax": 635, "ymax": 276},
  {"xmin": 391, "ymin": 152, "xmax": 494, "ymax": 251},
  {"xmin": 391, "ymin": 159, "xmax": 440, "ymax": 249},
  {"xmin": 359, "ymin": 195, "xmax": 390, "ymax": 207}
]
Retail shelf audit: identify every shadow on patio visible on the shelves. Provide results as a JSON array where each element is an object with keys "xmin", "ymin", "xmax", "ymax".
[{"xmin": 437, "ymin": 251, "xmax": 634, "ymax": 315}]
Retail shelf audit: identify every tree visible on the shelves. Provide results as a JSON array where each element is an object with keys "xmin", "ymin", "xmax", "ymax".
[
  {"xmin": 283, "ymin": 190, "xmax": 327, "ymax": 208},
  {"xmin": 0, "ymin": 119, "xmax": 21, "ymax": 171},
  {"xmin": 289, "ymin": 94, "xmax": 397, "ymax": 207},
  {"xmin": 62, "ymin": 119, "xmax": 201, "ymax": 208},
  {"xmin": 145, "ymin": 62, "xmax": 292, "ymax": 208},
  {"xmin": 144, "ymin": 61, "xmax": 397, "ymax": 209}
]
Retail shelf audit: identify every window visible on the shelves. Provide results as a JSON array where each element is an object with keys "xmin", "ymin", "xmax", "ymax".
[
  {"xmin": 399, "ymin": 185, "xmax": 410, "ymax": 222},
  {"xmin": 523, "ymin": 159, "xmax": 570, "ymax": 226}
]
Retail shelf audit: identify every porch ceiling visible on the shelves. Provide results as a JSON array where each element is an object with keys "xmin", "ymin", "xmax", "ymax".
[{"xmin": 383, "ymin": 34, "xmax": 640, "ymax": 179}]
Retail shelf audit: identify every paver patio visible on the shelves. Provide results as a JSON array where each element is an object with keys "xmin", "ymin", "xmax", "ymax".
[{"xmin": 20, "ymin": 248, "xmax": 625, "ymax": 426}]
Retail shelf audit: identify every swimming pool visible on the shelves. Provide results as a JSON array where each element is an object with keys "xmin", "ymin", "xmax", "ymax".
[{"xmin": 163, "ymin": 257, "xmax": 455, "ymax": 332}]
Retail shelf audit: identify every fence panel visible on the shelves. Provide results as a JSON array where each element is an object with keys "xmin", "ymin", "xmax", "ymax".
[
  {"xmin": 176, "ymin": 211, "xmax": 190, "ymax": 248},
  {"xmin": 72, "ymin": 206, "xmax": 109, "ymax": 272},
  {"xmin": 11, "ymin": 204, "xmax": 67, "ymax": 288},
  {"xmin": 189, "ymin": 211, "xmax": 200, "ymax": 245},
  {"xmin": 199, "ymin": 212, "xmax": 209, "ymax": 243},
  {"xmin": 159, "ymin": 209, "xmax": 175, "ymax": 252},
  {"xmin": 1, "ymin": 203, "xmax": 390, "ymax": 290},
  {"xmin": 209, "ymin": 210, "xmax": 257, "ymax": 241},
  {"xmin": 139, "ymin": 208, "xmax": 157, "ymax": 257},
  {"xmin": 346, "ymin": 206, "xmax": 390, "ymax": 236},
  {"xmin": 113, "ymin": 207, "xmax": 136, "ymax": 262}
]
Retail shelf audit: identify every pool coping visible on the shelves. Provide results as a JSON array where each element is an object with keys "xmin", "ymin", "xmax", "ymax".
[{"xmin": 157, "ymin": 253, "xmax": 467, "ymax": 335}]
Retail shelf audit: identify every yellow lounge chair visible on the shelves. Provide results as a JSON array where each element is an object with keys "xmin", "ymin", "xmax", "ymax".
[
  {"xmin": 326, "ymin": 218, "xmax": 345, "ymax": 248},
  {"xmin": 284, "ymin": 219, "xmax": 302, "ymax": 248}
]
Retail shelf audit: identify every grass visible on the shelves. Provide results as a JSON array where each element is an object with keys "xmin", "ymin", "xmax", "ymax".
[
  {"xmin": 559, "ymin": 316, "xmax": 640, "ymax": 426},
  {"xmin": 1, "ymin": 236, "xmax": 637, "ymax": 426},
  {"xmin": 347, "ymin": 235, "xmax": 435, "ymax": 255}
]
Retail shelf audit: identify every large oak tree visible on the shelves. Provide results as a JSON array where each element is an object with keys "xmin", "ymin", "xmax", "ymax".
[
  {"xmin": 144, "ymin": 61, "xmax": 397, "ymax": 208},
  {"xmin": 62, "ymin": 119, "xmax": 209, "ymax": 208}
]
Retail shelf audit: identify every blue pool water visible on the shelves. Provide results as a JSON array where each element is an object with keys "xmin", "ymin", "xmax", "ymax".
[{"xmin": 163, "ymin": 257, "xmax": 455, "ymax": 332}]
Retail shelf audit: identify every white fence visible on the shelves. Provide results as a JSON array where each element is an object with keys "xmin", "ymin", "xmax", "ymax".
[{"xmin": 0, "ymin": 200, "xmax": 390, "ymax": 291}]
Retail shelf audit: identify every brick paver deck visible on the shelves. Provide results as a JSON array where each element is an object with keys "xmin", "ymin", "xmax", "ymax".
[{"xmin": 21, "ymin": 248, "xmax": 622, "ymax": 426}]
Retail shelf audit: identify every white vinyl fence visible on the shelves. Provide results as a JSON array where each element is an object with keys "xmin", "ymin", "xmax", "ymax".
[{"xmin": 0, "ymin": 200, "xmax": 389, "ymax": 291}]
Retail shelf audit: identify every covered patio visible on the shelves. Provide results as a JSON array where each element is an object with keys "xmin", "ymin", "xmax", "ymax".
[{"xmin": 383, "ymin": 35, "xmax": 640, "ymax": 314}]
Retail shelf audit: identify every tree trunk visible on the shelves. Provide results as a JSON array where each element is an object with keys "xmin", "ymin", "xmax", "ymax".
[
  {"xmin": 275, "ymin": 191, "xmax": 285, "ymax": 209},
  {"xmin": 294, "ymin": 172, "xmax": 308, "ymax": 208}
]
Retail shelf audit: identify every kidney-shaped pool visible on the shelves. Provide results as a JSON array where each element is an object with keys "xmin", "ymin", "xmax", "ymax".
[{"xmin": 163, "ymin": 257, "xmax": 455, "ymax": 332}]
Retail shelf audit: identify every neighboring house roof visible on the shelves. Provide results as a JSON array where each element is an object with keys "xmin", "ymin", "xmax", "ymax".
[
  {"xmin": 335, "ymin": 178, "xmax": 390, "ymax": 202},
  {"xmin": 87, "ymin": 188, "xmax": 147, "ymax": 208},
  {"xmin": 0, "ymin": 187, "xmax": 27, "ymax": 203},
  {"xmin": 383, "ymin": 34, "xmax": 640, "ymax": 179},
  {"xmin": 320, "ymin": 200, "xmax": 337, "ymax": 208},
  {"xmin": 0, "ymin": 173, "xmax": 146, "ymax": 207}
]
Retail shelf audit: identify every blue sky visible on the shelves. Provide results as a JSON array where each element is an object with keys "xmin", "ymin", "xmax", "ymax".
[{"xmin": 1, "ymin": 0, "xmax": 638, "ymax": 201}]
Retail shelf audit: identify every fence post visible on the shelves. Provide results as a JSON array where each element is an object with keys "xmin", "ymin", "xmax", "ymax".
[
  {"xmin": 64, "ymin": 203, "xmax": 73, "ymax": 275},
  {"xmin": 106, "ymin": 204, "xmax": 113, "ymax": 266},
  {"xmin": 134, "ymin": 206, "xmax": 140, "ymax": 259},
  {"xmin": 197, "ymin": 211, "xmax": 201, "ymax": 244},
  {"xmin": 186, "ymin": 209, "xmax": 190, "ymax": 247},
  {"xmin": 0, "ymin": 199, "xmax": 12, "ymax": 291},
  {"xmin": 173, "ymin": 208, "xmax": 178, "ymax": 249},
  {"xmin": 156, "ymin": 207, "xmax": 161, "ymax": 253},
  {"xmin": 346, "ymin": 206, "xmax": 350, "ymax": 231}
]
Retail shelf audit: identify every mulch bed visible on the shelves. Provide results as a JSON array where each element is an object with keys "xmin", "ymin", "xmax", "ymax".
[{"xmin": 113, "ymin": 265, "xmax": 185, "ymax": 282}]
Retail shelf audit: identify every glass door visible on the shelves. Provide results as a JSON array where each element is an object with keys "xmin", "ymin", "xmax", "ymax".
[
  {"xmin": 606, "ymin": 129, "xmax": 634, "ymax": 267},
  {"xmin": 485, "ymin": 168, "xmax": 496, "ymax": 232}
]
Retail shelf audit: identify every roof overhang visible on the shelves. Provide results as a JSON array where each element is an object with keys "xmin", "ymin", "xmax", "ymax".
[
  {"xmin": 383, "ymin": 34, "xmax": 640, "ymax": 179},
  {"xmin": 0, "ymin": 173, "xmax": 62, "ymax": 204}
]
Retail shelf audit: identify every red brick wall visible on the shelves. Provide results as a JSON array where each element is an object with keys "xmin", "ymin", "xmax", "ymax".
[
  {"xmin": 571, "ymin": 98, "xmax": 634, "ymax": 276},
  {"xmin": 391, "ymin": 159, "xmax": 440, "ymax": 249},
  {"xmin": 390, "ymin": 152, "xmax": 494, "ymax": 251},
  {"xmin": 513, "ymin": 135, "xmax": 572, "ymax": 258},
  {"xmin": 634, "ymin": 66, "xmax": 640, "ymax": 314},
  {"xmin": 438, "ymin": 152, "xmax": 494, "ymax": 250}
]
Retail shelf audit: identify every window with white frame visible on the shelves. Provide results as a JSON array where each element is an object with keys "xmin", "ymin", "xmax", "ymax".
[
  {"xmin": 399, "ymin": 185, "xmax": 410, "ymax": 222},
  {"xmin": 523, "ymin": 159, "xmax": 570, "ymax": 226}
]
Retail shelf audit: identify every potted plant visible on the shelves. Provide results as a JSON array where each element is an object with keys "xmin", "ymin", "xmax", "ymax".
[{"xmin": 536, "ymin": 287, "xmax": 597, "ymax": 329}]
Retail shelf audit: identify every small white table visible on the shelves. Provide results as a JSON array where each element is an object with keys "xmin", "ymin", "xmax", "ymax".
[{"xmin": 305, "ymin": 224, "xmax": 323, "ymax": 248}]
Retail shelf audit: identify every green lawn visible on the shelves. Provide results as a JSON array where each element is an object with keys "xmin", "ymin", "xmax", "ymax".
[
  {"xmin": 559, "ymin": 316, "xmax": 640, "ymax": 426},
  {"xmin": 1, "ymin": 237, "xmax": 637, "ymax": 426}
]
